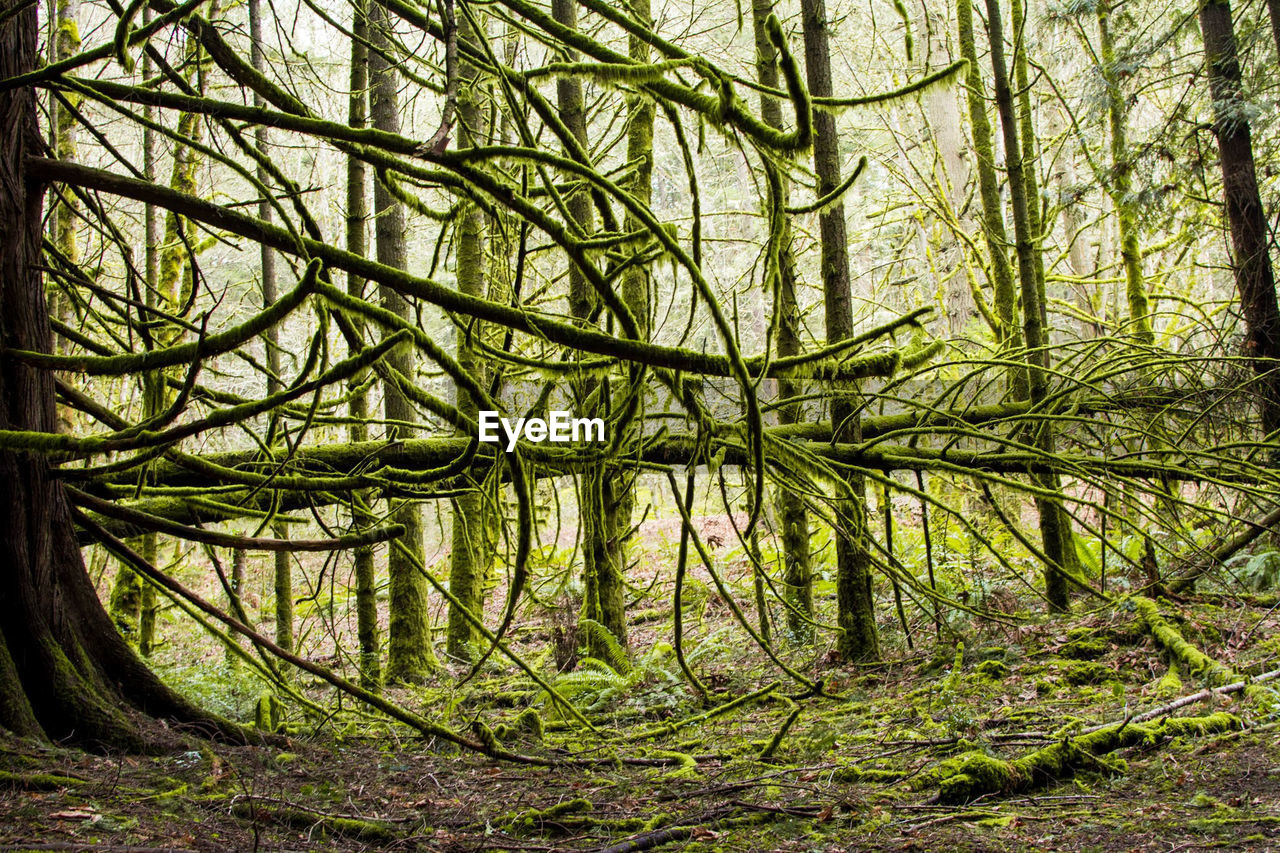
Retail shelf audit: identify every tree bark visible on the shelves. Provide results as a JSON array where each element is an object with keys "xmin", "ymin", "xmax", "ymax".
[
  {"xmin": 347, "ymin": 0, "xmax": 381, "ymax": 690},
  {"xmin": 553, "ymin": 0, "xmax": 628, "ymax": 651},
  {"xmin": 984, "ymin": 0, "xmax": 1071, "ymax": 611},
  {"xmin": 1, "ymin": 0, "xmax": 243, "ymax": 748},
  {"xmin": 249, "ymin": 0, "xmax": 293, "ymax": 656},
  {"xmin": 800, "ymin": 0, "xmax": 880, "ymax": 661},
  {"xmin": 448, "ymin": 4, "xmax": 494, "ymax": 661},
  {"xmin": 752, "ymin": 0, "xmax": 814, "ymax": 643},
  {"xmin": 1200, "ymin": 0, "xmax": 1280, "ymax": 439},
  {"xmin": 370, "ymin": 0, "xmax": 438, "ymax": 681},
  {"xmin": 1096, "ymin": 0, "xmax": 1153, "ymax": 346},
  {"xmin": 957, "ymin": 0, "xmax": 1025, "ymax": 395}
]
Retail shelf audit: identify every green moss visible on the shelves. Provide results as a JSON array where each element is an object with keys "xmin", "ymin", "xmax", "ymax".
[
  {"xmin": 831, "ymin": 766, "xmax": 907, "ymax": 783},
  {"xmin": 0, "ymin": 771, "xmax": 86, "ymax": 790},
  {"xmin": 1062, "ymin": 637, "xmax": 1109, "ymax": 660},
  {"xmin": 501, "ymin": 797, "xmax": 594, "ymax": 833},
  {"xmin": 231, "ymin": 803, "xmax": 396, "ymax": 842},
  {"xmin": 1155, "ymin": 665, "xmax": 1183, "ymax": 699},
  {"xmin": 1133, "ymin": 597, "xmax": 1239, "ymax": 688},
  {"xmin": 976, "ymin": 660, "xmax": 1009, "ymax": 681},
  {"xmin": 515, "ymin": 708, "xmax": 544, "ymax": 740},
  {"xmin": 1061, "ymin": 661, "xmax": 1116, "ymax": 686},
  {"xmin": 254, "ymin": 692, "xmax": 282, "ymax": 732},
  {"xmin": 929, "ymin": 712, "xmax": 1241, "ymax": 803}
]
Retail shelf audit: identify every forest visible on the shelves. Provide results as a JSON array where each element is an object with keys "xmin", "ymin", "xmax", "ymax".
[{"xmin": 1, "ymin": 0, "xmax": 1279, "ymax": 845}]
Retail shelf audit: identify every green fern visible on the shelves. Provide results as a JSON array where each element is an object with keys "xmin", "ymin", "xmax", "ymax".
[{"xmin": 579, "ymin": 618, "xmax": 631, "ymax": 675}]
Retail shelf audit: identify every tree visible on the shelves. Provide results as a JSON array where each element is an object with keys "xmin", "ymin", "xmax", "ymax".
[
  {"xmin": 1199, "ymin": 0, "xmax": 1280, "ymax": 440},
  {"xmin": 346, "ymin": 0, "xmax": 381, "ymax": 689},
  {"xmin": 448, "ymin": 4, "xmax": 495, "ymax": 662},
  {"xmin": 370, "ymin": 0, "xmax": 439, "ymax": 681},
  {"xmin": 752, "ymin": 0, "xmax": 815, "ymax": 643},
  {"xmin": 984, "ymin": 0, "xmax": 1072, "ymax": 611},
  {"xmin": 0, "ymin": 0, "xmax": 241, "ymax": 747},
  {"xmin": 800, "ymin": 0, "xmax": 880, "ymax": 661}
]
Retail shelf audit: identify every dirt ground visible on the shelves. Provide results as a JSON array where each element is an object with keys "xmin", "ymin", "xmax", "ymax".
[{"xmin": 3, "ymin": 592, "xmax": 1279, "ymax": 852}]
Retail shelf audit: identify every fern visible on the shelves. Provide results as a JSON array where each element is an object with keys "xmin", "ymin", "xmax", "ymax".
[{"xmin": 579, "ymin": 618, "xmax": 631, "ymax": 674}]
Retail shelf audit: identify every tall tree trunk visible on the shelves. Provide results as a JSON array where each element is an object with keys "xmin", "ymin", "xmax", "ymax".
[
  {"xmin": 448, "ymin": 6, "xmax": 493, "ymax": 661},
  {"xmin": 604, "ymin": 0, "xmax": 656, "ymax": 644},
  {"xmin": 553, "ymin": 0, "xmax": 627, "ymax": 651},
  {"xmin": 112, "ymin": 9, "xmax": 211, "ymax": 652},
  {"xmin": 916, "ymin": 0, "xmax": 975, "ymax": 337},
  {"xmin": 800, "ymin": 0, "xmax": 880, "ymax": 661},
  {"xmin": 1096, "ymin": 0, "xmax": 1152, "ymax": 345},
  {"xmin": 248, "ymin": 0, "xmax": 293, "ymax": 655},
  {"xmin": 1200, "ymin": 0, "xmax": 1280, "ymax": 439},
  {"xmin": 347, "ymin": 0, "xmax": 381, "ymax": 689},
  {"xmin": 752, "ymin": 0, "xmax": 813, "ymax": 643},
  {"xmin": 1, "ymin": 0, "xmax": 241, "ymax": 747},
  {"xmin": 1012, "ymin": 0, "xmax": 1081, "ymax": 582},
  {"xmin": 984, "ymin": 0, "xmax": 1071, "ymax": 611},
  {"xmin": 49, "ymin": 0, "xmax": 79, "ymax": 358},
  {"xmin": 1267, "ymin": 0, "xmax": 1280, "ymax": 58},
  {"xmin": 370, "ymin": 0, "xmax": 438, "ymax": 681},
  {"xmin": 957, "ymin": 0, "xmax": 1025, "ymax": 395}
]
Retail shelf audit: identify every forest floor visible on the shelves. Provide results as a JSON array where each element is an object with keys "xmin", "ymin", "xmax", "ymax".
[{"xmin": 3, "ymin": 590, "xmax": 1280, "ymax": 852}]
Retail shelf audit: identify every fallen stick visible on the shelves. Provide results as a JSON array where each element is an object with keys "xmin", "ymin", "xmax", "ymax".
[{"xmin": 1083, "ymin": 667, "xmax": 1280, "ymax": 734}]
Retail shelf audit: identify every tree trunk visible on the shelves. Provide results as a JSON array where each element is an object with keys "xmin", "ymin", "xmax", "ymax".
[
  {"xmin": 1200, "ymin": 0, "xmax": 1280, "ymax": 439},
  {"xmin": 553, "ymin": 0, "xmax": 628, "ymax": 651},
  {"xmin": 1096, "ymin": 0, "xmax": 1153, "ymax": 345},
  {"xmin": 1, "ymin": 0, "xmax": 242, "ymax": 748},
  {"xmin": 448, "ymin": 5, "xmax": 493, "ymax": 661},
  {"xmin": 956, "ymin": 0, "xmax": 1025, "ymax": 394},
  {"xmin": 1267, "ymin": 0, "xmax": 1280, "ymax": 58},
  {"xmin": 347, "ymin": 0, "xmax": 381, "ymax": 689},
  {"xmin": 370, "ymin": 0, "xmax": 438, "ymax": 681},
  {"xmin": 249, "ymin": 0, "xmax": 293, "ymax": 656},
  {"xmin": 752, "ymin": 0, "xmax": 814, "ymax": 643},
  {"xmin": 48, "ymin": 0, "xmax": 79, "ymax": 357},
  {"xmin": 984, "ymin": 0, "xmax": 1071, "ymax": 611},
  {"xmin": 800, "ymin": 0, "xmax": 880, "ymax": 661}
]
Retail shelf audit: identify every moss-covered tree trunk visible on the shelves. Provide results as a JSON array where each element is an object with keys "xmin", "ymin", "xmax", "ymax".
[
  {"xmin": 1012, "ymin": 0, "xmax": 1081, "ymax": 583},
  {"xmin": 752, "ymin": 0, "xmax": 813, "ymax": 643},
  {"xmin": 1199, "ymin": 0, "xmax": 1280, "ymax": 440},
  {"xmin": 347, "ymin": 0, "xmax": 381, "ymax": 689},
  {"xmin": 553, "ymin": 0, "xmax": 628, "ymax": 651},
  {"xmin": 984, "ymin": 0, "xmax": 1070, "ymax": 611},
  {"xmin": 602, "ymin": 0, "xmax": 657, "ymax": 646},
  {"xmin": 1267, "ymin": 0, "xmax": 1280, "ymax": 58},
  {"xmin": 800, "ymin": 0, "xmax": 879, "ymax": 661},
  {"xmin": 957, "ymin": 0, "xmax": 1024, "ymax": 395},
  {"xmin": 370, "ymin": 0, "xmax": 437, "ymax": 681},
  {"xmin": 0, "ymin": 0, "xmax": 243, "ymax": 747},
  {"xmin": 48, "ymin": 0, "xmax": 79, "ymax": 358},
  {"xmin": 110, "ymin": 12, "xmax": 212, "ymax": 652},
  {"xmin": 1096, "ymin": 0, "xmax": 1152, "ymax": 345},
  {"xmin": 248, "ymin": 0, "xmax": 293, "ymax": 655},
  {"xmin": 448, "ymin": 7, "xmax": 493, "ymax": 661}
]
